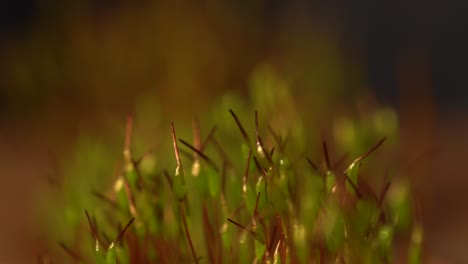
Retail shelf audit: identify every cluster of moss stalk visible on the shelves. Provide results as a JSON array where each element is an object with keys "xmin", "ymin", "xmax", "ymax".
[{"xmin": 54, "ymin": 108, "xmax": 421, "ymax": 264}]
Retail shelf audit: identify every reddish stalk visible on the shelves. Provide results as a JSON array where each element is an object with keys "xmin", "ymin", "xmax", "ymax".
[
  {"xmin": 179, "ymin": 138, "xmax": 219, "ymax": 172},
  {"xmin": 322, "ymin": 141, "xmax": 332, "ymax": 170},
  {"xmin": 179, "ymin": 148, "xmax": 196, "ymax": 162},
  {"xmin": 243, "ymin": 149, "xmax": 253, "ymax": 198},
  {"xmin": 58, "ymin": 242, "xmax": 82, "ymax": 262},
  {"xmin": 221, "ymin": 161, "xmax": 228, "ymax": 198},
  {"xmin": 253, "ymin": 156, "xmax": 270, "ymax": 203},
  {"xmin": 255, "ymin": 111, "xmax": 273, "ymax": 166},
  {"xmin": 267, "ymin": 125, "xmax": 285, "ymax": 153},
  {"xmin": 192, "ymin": 118, "xmax": 202, "ymax": 151},
  {"xmin": 253, "ymin": 156, "xmax": 268, "ymax": 178},
  {"xmin": 124, "ymin": 114, "xmax": 134, "ymax": 152},
  {"xmin": 180, "ymin": 203, "xmax": 199, "ymax": 263},
  {"xmin": 91, "ymin": 190, "xmax": 120, "ymax": 211},
  {"xmin": 344, "ymin": 175, "xmax": 363, "ymax": 198},
  {"xmin": 332, "ymin": 152, "xmax": 349, "ymax": 170},
  {"xmin": 163, "ymin": 170, "xmax": 173, "ymax": 189},
  {"xmin": 353, "ymin": 137, "xmax": 387, "ymax": 164},
  {"xmin": 202, "ymin": 204, "xmax": 216, "ymax": 264},
  {"xmin": 226, "ymin": 218, "xmax": 265, "ymax": 244},
  {"xmin": 268, "ymin": 215, "xmax": 283, "ymax": 259},
  {"xmin": 200, "ymin": 125, "xmax": 218, "ymax": 151},
  {"xmin": 229, "ymin": 109, "xmax": 251, "ymax": 145},
  {"xmin": 114, "ymin": 217, "xmax": 135, "ymax": 246},
  {"xmin": 252, "ymin": 192, "xmax": 261, "ymax": 232},
  {"xmin": 269, "ymin": 147, "xmax": 275, "ymax": 158},
  {"xmin": 306, "ymin": 157, "xmax": 319, "ymax": 172},
  {"xmin": 85, "ymin": 210, "xmax": 99, "ymax": 244},
  {"xmin": 378, "ymin": 181, "xmax": 391, "ymax": 208},
  {"xmin": 171, "ymin": 122, "xmax": 182, "ymax": 168},
  {"xmin": 123, "ymin": 177, "xmax": 138, "ymax": 217}
]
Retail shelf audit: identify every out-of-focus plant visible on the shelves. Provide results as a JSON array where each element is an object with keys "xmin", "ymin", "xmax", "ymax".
[{"xmin": 39, "ymin": 64, "xmax": 420, "ymax": 263}]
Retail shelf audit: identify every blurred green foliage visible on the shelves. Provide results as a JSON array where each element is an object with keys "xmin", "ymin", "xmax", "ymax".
[
  {"xmin": 11, "ymin": 2, "xmax": 422, "ymax": 263},
  {"xmin": 38, "ymin": 63, "xmax": 420, "ymax": 263}
]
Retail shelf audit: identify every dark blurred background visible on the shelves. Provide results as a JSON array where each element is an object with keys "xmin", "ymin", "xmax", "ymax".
[{"xmin": 1, "ymin": 0, "xmax": 467, "ymax": 263}]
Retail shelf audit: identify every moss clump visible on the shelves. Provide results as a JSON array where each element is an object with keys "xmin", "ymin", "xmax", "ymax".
[
  {"xmin": 43, "ymin": 99, "xmax": 420, "ymax": 263},
  {"xmin": 36, "ymin": 62, "xmax": 420, "ymax": 264}
]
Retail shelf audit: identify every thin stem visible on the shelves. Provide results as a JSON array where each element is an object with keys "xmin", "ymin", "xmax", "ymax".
[
  {"xmin": 113, "ymin": 217, "xmax": 135, "ymax": 246},
  {"xmin": 202, "ymin": 204, "xmax": 216, "ymax": 264},
  {"xmin": 378, "ymin": 181, "xmax": 391, "ymax": 208},
  {"xmin": 124, "ymin": 114, "xmax": 134, "ymax": 152},
  {"xmin": 322, "ymin": 141, "xmax": 331, "ymax": 170},
  {"xmin": 58, "ymin": 242, "xmax": 82, "ymax": 262},
  {"xmin": 221, "ymin": 161, "xmax": 228, "ymax": 197},
  {"xmin": 255, "ymin": 111, "xmax": 273, "ymax": 166},
  {"xmin": 180, "ymin": 203, "xmax": 199, "ymax": 263},
  {"xmin": 268, "ymin": 219, "xmax": 279, "ymax": 255},
  {"xmin": 163, "ymin": 170, "xmax": 173, "ymax": 189},
  {"xmin": 306, "ymin": 157, "xmax": 319, "ymax": 172},
  {"xmin": 179, "ymin": 138, "xmax": 219, "ymax": 172},
  {"xmin": 252, "ymin": 192, "xmax": 261, "ymax": 228},
  {"xmin": 227, "ymin": 218, "xmax": 265, "ymax": 245},
  {"xmin": 229, "ymin": 109, "xmax": 251, "ymax": 145},
  {"xmin": 171, "ymin": 122, "xmax": 182, "ymax": 168},
  {"xmin": 253, "ymin": 156, "xmax": 268, "ymax": 177},
  {"xmin": 243, "ymin": 149, "xmax": 253, "ymax": 197},
  {"xmin": 267, "ymin": 125, "xmax": 284, "ymax": 153},
  {"xmin": 344, "ymin": 175, "xmax": 363, "ymax": 198},
  {"xmin": 269, "ymin": 147, "xmax": 275, "ymax": 158},
  {"xmin": 200, "ymin": 125, "xmax": 218, "ymax": 151},
  {"xmin": 85, "ymin": 210, "xmax": 99, "ymax": 242},
  {"xmin": 192, "ymin": 117, "xmax": 202, "ymax": 151},
  {"xmin": 354, "ymin": 137, "xmax": 387, "ymax": 163},
  {"xmin": 332, "ymin": 152, "xmax": 349, "ymax": 170},
  {"xmin": 123, "ymin": 177, "xmax": 138, "ymax": 217},
  {"xmin": 91, "ymin": 190, "xmax": 120, "ymax": 211}
]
